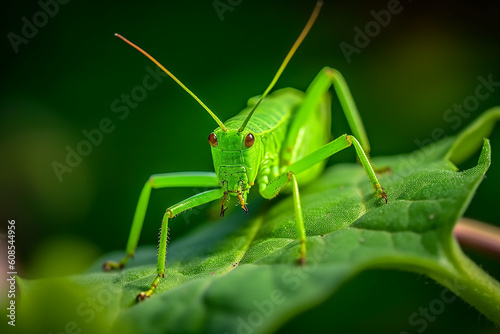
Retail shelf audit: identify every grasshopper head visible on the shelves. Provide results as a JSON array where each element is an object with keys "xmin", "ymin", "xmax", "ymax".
[{"xmin": 209, "ymin": 128, "xmax": 262, "ymax": 213}]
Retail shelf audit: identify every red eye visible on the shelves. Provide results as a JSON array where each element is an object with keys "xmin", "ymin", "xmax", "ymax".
[
  {"xmin": 244, "ymin": 133, "xmax": 255, "ymax": 148},
  {"xmin": 208, "ymin": 132, "xmax": 218, "ymax": 147}
]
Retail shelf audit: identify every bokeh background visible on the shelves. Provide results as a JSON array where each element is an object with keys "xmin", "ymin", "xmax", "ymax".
[{"xmin": 1, "ymin": 0, "xmax": 499, "ymax": 333}]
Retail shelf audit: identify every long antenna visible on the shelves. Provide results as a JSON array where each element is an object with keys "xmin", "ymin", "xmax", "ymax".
[
  {"xmin": 115, "ymin": 33, "xmax": 228, "ymax": 132},
  {"xmin": 238, "ymin": 0, "xmax": 323, "ymax": 132}
]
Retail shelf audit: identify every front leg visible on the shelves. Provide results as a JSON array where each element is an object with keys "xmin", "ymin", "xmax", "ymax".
[
  {"xmin": 260, "ymin": 134, "xmax": 387, "ymax": 264},
  {"xmin": 279, "ymin": 135, "xmax": 386, "ymax": 201},
  {"xmin": 290, "ymin": 172, "xmax": 306, "ymax": 264},
  {"xmin": 260, "ymin": 170, "xmax": 307, "ymax": 264},
  {"xmin": 138, "ymin": 188, "xmax": 224, "ymax": 301},
  {"xmin": 103, "ymin": 172, "xmax": 219, "ymax": 271}
]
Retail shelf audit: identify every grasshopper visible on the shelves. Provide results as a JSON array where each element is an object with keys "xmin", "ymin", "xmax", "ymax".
[{"xmin": 104, "ymin": 1, "xmax": 387, "ymax": 301}]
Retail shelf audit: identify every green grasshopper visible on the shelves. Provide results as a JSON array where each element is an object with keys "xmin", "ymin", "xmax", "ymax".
[{"xmin": 104, "ymin": 1, "xmax": 387, "ymax": 301}]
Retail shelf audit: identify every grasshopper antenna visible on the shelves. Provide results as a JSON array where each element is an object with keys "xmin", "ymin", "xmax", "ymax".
[
  {"xmin": 115, "ymin": 33, "xmax": 228, "ymax": 132},
  {"xmin": 238, "ymin": 0, "xmax": 323, "ymax": 132}
]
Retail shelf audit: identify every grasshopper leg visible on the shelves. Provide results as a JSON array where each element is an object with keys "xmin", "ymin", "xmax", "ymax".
[
  {"xmin": 260, "ymin": 134, "xmax": 386, "ymax": 264},
  {"xmin": 289, "ymin": 172, "xmax": 306, "ymax": 264},
  {"xmin": 136, "ymin": 188, "xmax": 224, "ymax": 301},
  {"xmin": 103, "ymin": 172, "xmax": 219, "ymax": 271}
]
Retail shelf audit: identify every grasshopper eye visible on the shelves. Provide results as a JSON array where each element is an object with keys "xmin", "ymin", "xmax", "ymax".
[
  {"xmin": 244, "ymin": 133, "xmax": 255, "ymax": 148},
  {"xmin": 208, "ymin": 132, "xmax": 218, "ymax": 147}
]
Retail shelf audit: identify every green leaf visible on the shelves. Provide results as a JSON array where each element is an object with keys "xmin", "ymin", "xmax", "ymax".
[{"xmin": 13, "ymin": 109, "xmax": 500, "ymax": 334}]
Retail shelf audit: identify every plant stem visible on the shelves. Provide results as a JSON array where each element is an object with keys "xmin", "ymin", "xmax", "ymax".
[
  {"xmin": 432, "ymin": 238, "xmax": 500, "ymax": 325},
  {"xmin": 454, "ymin": 218, "xmax": 500, "ymax": 259}
]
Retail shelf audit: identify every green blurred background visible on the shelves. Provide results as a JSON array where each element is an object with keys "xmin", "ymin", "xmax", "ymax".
[{"xmin": 1, "ymin": 0, "xmax": 499, "ymax": 333}]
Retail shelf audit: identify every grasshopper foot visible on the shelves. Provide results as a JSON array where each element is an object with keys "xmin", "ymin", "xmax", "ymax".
[
  {"xmin": 103, "ymin": 254, "xmax": 132, "ymax": 271},
  {"xmin": 374, "ymin": 166, "xmax": 392, "ymax": 174},
  {"xmin": 136, "ymin": 275, "xmax": 161, "ymax": 302},
  {"xmin": 376, "ymin": 186, "xmax": 388, "ymax": 204},
  {"xmin": 297, "ymin": 240, "xmax": 306, "ymax": 265},
  {"xmin": 382, "ymin": 192, "xmax": 388, "ymax": 204},
  {"xmin": 380, "ymin": 188, "xmax": 388, "ymax": 204},
  {"xmin": 102, "ymin": 261, "xmax": 124, "ymax": 271},
  {"xmin": 136, "ymin": 291, "xmax": 152, "ymax": 302}
]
